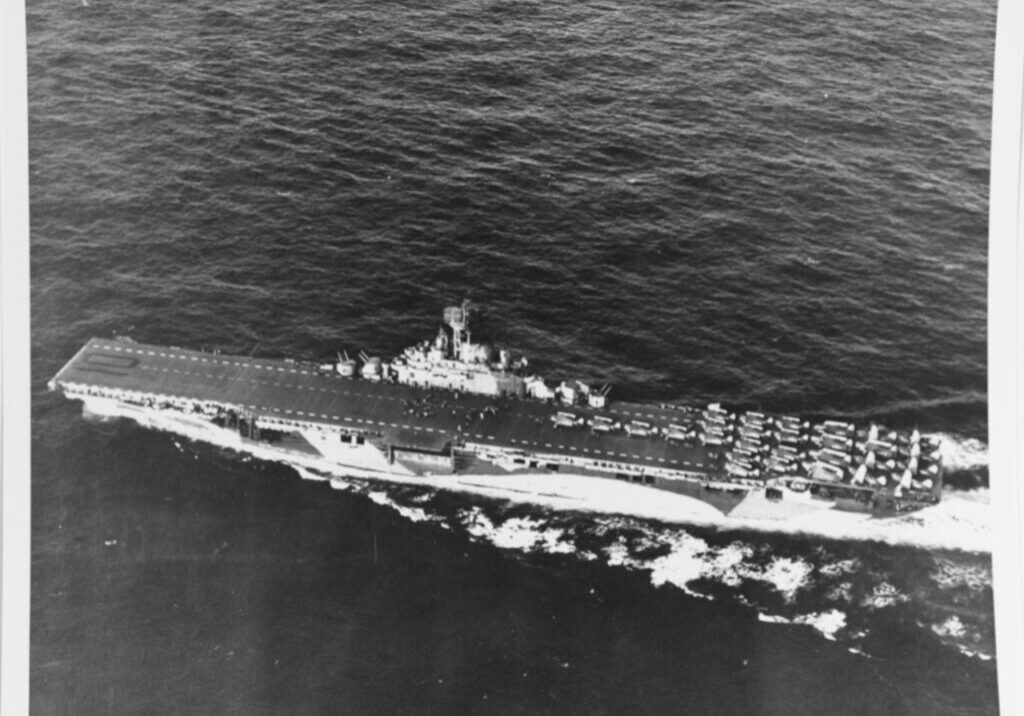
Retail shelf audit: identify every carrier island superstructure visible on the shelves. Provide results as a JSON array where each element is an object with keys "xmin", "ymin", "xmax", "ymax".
[{"xmin": 49, "ymin": 302, "xmax": 943, "ymax": 518}]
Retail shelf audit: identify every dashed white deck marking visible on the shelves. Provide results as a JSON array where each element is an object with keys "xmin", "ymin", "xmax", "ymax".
[{"xmin": 84, "ymin": 341, "xmax": 725, "ymax": 481}]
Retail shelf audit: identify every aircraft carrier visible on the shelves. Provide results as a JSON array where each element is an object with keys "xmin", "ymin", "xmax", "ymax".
[{"xmin": 49, "ymin": 302, "xmax": 943, "ymax": 518}]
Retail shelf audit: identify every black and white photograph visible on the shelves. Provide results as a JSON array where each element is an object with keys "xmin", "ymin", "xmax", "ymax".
[{"xmin": 3, "ymin": 0, "xmax": 1021, "ymax": 713}]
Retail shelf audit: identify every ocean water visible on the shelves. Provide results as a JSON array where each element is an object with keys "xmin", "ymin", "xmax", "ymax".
[{"xmin": 27, "ymin": 0, "xmax": 997, "ymax": 713}]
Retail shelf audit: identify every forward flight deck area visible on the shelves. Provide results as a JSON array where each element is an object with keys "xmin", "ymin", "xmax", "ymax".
[{"xmin": 51, "ymin": 338, "xmax": 717, "ymax": 474}]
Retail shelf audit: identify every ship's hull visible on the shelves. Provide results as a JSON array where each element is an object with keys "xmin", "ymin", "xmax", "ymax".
[
  {"xmin": 51, "ymin": 337, "xmax": 942, "ymax": 522},
  {"xmin": 75, "ymin": 392, "xmax": 886, "ymax": 525}
]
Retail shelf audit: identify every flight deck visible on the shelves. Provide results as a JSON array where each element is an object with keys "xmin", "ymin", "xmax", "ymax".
[{"xmin": 51, "ymin": 338, "xmax": 719, "ymax": 475}]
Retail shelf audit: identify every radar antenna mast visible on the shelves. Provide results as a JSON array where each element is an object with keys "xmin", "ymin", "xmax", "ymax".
[{"xmin": 443, "ymin": 299, "xmax": 471, "ymax": 360}]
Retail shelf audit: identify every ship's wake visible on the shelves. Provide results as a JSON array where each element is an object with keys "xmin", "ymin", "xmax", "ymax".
[
  {"xmin": 292, "ymin": 428, "xmax": 994, "ymax": 662},
  {"xmin": 929, "ymin": 431, "xmax": 989, "ymax": 489},
  {"xmin": 329, "ymin": 479, "xmax": 995, "ymax": 664},
  {"xmin": 932, "ymin": 432, "xmax": 989, "ymax": 472}
]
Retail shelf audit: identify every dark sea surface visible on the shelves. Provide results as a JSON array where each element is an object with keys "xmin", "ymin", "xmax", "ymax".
[{"xmin": 27, "ymin": 0, "xmax": 997, "ymax": 713}]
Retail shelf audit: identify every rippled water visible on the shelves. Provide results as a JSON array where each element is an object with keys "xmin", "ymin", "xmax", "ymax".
[{"xmin": 28, "ymin": 0, "xmax": 997, "ymax": 713}]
